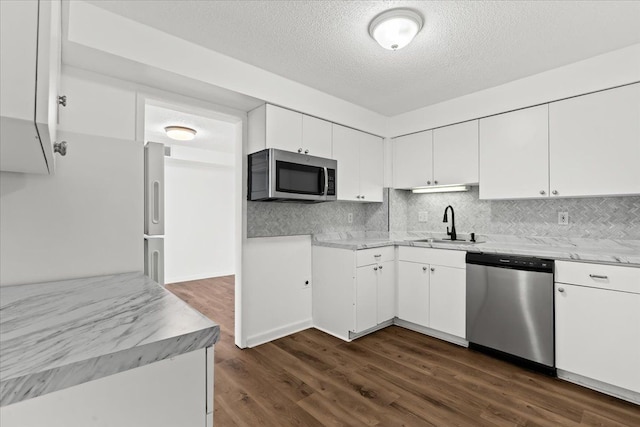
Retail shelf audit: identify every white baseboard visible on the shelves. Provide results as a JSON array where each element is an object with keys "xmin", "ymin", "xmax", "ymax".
[
  {"xmin": 246, "ymin": 319, "xmax": 313, "ymax": 348},
  {"xmin": 165, "ymin": 271, "xmax": 235, "ymax": 285},
  {"xmin": 393, "ymin": 318, "xmax": 469, "ymax": 347},
  {"xmin": 557, "ymin": 369, "xmax": 640, "ymax": 405}
]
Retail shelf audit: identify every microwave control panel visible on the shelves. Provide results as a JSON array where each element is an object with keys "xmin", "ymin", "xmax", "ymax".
[{"xmin": 327, "ymin": 169, "xmax": 336, "ymax": 196}]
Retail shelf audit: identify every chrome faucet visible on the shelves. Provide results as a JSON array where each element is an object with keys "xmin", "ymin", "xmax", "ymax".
[{"xmin": 443, "ymin": 205, "xmax": 457, "ymax": 241}]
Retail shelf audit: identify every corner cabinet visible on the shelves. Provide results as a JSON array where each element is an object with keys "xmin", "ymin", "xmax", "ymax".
[
  {"xmin": 248, "ymin": 104, "xmax": 332, "ymax": 158},
  {"xmin": 555, "ymin": 261, "xmax": 640, "ymax": 402},
  {"xmin": 479, "ymin": 105, "xmax": 549, "ymax": 199},
  {"xmin": 549, "ymin": 83, "xmax": 640, "ymax": 198},
  {"xmin": 397, "ymin": 247, "xmax": 466, "ymax": 341},
  {"xmin": 0, "ymin": 0, "xmax": 62, "ymax": 174},
  {"xmin": 312, "ymin": 246, "xmax": 395, "ymax": 340},
  {"xmin": 332, "ymin": 124, "xmax": 383, "ymax": 202}
]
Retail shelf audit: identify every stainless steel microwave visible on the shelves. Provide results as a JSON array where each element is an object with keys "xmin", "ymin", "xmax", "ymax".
[{"xmin": 248, "ymin": 148, "xmax": 337, "ymax": 202}]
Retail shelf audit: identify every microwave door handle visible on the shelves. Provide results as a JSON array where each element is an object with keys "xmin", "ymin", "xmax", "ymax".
[{"xmin": 323, "ymin": 167, "xmax": 328, "ymax": 195}]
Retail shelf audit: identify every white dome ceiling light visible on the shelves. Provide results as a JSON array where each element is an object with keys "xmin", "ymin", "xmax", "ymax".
[
  {"xmin": 164, "ymin": 126, "xmax": 197, "ymax": 141},
  {"xmin": 369, "ymin": 8, "xmax": 423, "ymax": 51}
]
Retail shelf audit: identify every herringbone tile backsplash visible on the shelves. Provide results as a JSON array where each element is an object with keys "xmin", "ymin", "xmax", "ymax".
[
  {"xmin": 247, "ymin": 187, "xmax": 640, "ymax": 239},
  {"xmin": 391, "ymin": 187, "xmax": 640, "ymax": 240}
]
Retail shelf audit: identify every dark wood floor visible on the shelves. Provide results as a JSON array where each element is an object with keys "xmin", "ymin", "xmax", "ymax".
[{"xmin": 167, "ymin": 276, "xmax": 640, "ymax": 427}]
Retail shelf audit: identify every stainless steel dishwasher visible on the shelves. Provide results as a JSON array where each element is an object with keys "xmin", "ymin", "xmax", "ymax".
[{"xmin": 466, "ymin": 253, "xmax": 555, "ymax": 374}]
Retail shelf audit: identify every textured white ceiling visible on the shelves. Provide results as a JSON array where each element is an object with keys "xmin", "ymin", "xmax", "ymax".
[
  {"xmin": 88, "ymin": 1, "xmax": 640, "ymax": 116},
  {"xmin": 144, "ymin": 104, "xmax": 236, "ymax": 153}
]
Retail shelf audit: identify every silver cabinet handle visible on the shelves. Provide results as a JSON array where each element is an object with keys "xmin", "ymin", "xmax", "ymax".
[
  {"xmin": 434, "ymin": 180, "xmax": 438, "ymax": 185},
  {"xmin": 552, "ymin": 190, "xmax": 559, "ymax": 195},
  {"xmin": 430, "ymin": 267, "xmax": 435, "ymax": 272},
  {"xmin": 427, "ymin": 180, "xmax": 431, "ymax": 185},
  {"xmin": 298, "ymin": 148, "xmax": 303, "ymax": 153},
  {"xmin": 305, "ymin": 149, "xmax": 309, "ymax": 154},
  {"xmin": 54, "ymin": 141, "xmax": 67, "ymax": 156},
  {"xmin": 379, "ymin": 265, "xmax": 383, "ymax": 270},
  {"xmin": 58, "ymin": 95, "xmax": 67, "ymax": 106},
  {"xmin": 374, "ymin": 254, "xmax": 382, "ymax": 258},
  {"xmin": 374, "ymin": 266, "xmax": 378, "ymax": 271},
  {"xmin": 558, "ymin": 287, "xmax": 565, "ymax": 293},
  {"xmin": 361, "ymin": 195, "xmax": 365, "ymax": 199},
  {"xmin": 540, "ymin": 190, "xmax": 546, "ymax": 195},
  {"xmin": 423, "ymin": 266, "xmax": 427, "ymax": 271},
  {"xmin": 589, "ymin": 274, "xmax": 608, "ymax": 280}
]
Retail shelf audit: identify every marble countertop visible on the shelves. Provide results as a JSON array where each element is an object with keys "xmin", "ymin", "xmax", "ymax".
[
  {"xmin": 313, "ymin": 232, "xmax": 640, "ymax": 266},
  {"xmin": 0, "ymin": 272, "xmax": 220, "ymax": 407}
]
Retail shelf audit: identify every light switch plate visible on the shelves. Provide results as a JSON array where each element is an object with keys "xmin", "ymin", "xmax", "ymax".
[
  {"xmin": 558, "ymin": 211, "xmax": 569, "ymax": 225},
  {"xmin": 418, "ymin": 212, "xmax": 428, "ymax": 222}
]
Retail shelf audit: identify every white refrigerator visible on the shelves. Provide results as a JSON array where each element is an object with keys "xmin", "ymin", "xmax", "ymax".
[{"xmin": 144, "ymin": 142, "xmax": 165, "ymax": 285}]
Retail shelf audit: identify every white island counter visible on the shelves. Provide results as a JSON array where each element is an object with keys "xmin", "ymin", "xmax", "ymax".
[{"xmin": 0, "ymin": 272, "xmax": 219, "ymax": 427}]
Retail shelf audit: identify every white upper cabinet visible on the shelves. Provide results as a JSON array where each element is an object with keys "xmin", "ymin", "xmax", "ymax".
[
  {"xmin": 248, "ymin": 104, "xmax": 333, "ymax": 157},
  {"xmin": 302, "ymin": 115, "xmax": 332, "ymax": 158},
  {"xmin": 549, "ymin": 83, "xmax": 640, "ymax": 197},
  {"xmin": 264, "ymin": 104, "xmax": 302, "ymax": 153},
  {"xmin": 0, "ymin": 0, "xmax": 61, "ymax": 174},
  {"xmin": 392, "ymin": 130, "xmax": 433, "ymax": 189},
  {"xmin": 479, "ymin": 105, "xmax": 549, "ymax": 199},
  {"xmin": 332, "ymin": 124, "xmax": 383, "ymax": 202},
  {"xmin": 433, "ymin": 120, "xmax": 479, "ymax": 186}
]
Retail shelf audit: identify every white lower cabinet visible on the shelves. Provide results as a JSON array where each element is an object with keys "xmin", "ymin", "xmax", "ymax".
[
  {"xmin": 555, "ymin": 261, "xmax": 640, "ymax": 399},
  {"xmin": 397, "ymin": 261, "xmax": 430, "ymax": 327},
  {"xmin": 312, "ymin": 246, "xmax": 395, "ymax": 340},
  {"xmin": 397, "ymin": 247, "xmax": 466, "ymax": 340},
  {"xmin": 429, "ymin": 265, "xmax": 466, "ymax": 338}
]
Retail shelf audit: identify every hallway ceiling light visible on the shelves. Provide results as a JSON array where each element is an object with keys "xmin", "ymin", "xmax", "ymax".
[
  {"xmin": 412, "ymin": 185, "xmax": 469, "ymax": 194},
  {"xmin": 164, "ymin": 126, "xmax": 197, "ymax": 141},
  {"xmin": 369, "ymin": 9, "xmax": 423, "ymax": 51}
]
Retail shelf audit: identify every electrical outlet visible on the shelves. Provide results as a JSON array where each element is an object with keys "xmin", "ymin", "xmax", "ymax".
[
  {"xmin": 418, "ymin": 211, "xmax": 428, "ymax": 222},
  {"xmin": 558, "ymin": 211, "xmax": 569, "ymax": 226},
  {"xmin": 347, "ymin": 213, "xmax": 353, "ymax": 224}
]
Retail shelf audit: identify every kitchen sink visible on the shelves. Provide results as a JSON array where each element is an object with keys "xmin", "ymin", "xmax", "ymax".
[{"xmin": 410, "ymin": 238, "xmax": 478, "ymax": 245}]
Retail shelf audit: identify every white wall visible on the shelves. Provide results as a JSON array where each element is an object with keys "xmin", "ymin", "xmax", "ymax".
[
  {"xmin": 389, "ymin": 43, "xmax": 640, "ymax": 137},
  {"xmin": 0, "ymin": 67, "xmax": 142, "ymax": 286},
  {"xmin": 164, "ymin": 159, "xmax": 235, "ymax": 283},
  {"xmin": 0, "ymin": 133, "xmax": 143, "ymax": 286}
]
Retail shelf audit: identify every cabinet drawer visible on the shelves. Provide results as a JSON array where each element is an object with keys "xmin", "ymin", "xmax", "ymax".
[
  {"xmin": 398, "ymin": 247, "xmax": 465, "ymax": 268},
  {"xmin": 356, "ymin": 246, "xmax": 395, "ymax": 267},
  {"xmin": 555, "ymin": 261, "xmax": 640, "ymax": 294}
]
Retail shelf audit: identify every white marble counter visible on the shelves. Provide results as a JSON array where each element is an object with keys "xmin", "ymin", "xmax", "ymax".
[
  {"xmin": 0, "ymin": 272, "xmax": 219, "ymax": 407},
  {"xmin": 313, "ymin": 232, "xmax": 640, "ymax": 266}
]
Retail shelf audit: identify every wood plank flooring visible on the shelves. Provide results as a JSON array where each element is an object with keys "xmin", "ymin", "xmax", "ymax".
[{"xmin": 166, "ymin": 276, "xmax": 640, "ymax": 426}]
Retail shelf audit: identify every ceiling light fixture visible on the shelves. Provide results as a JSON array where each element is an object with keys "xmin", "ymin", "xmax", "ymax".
[
  {"xmin": 412, "ymin": 185, "xmax": 469, "ymax": 194},
  {"xmin": 369, "ymin": 8, "xmax": 423, "ymax": 51},
  {"xmin": 164, "ymin": 126, "xmax": 197, "ymax": 141}
]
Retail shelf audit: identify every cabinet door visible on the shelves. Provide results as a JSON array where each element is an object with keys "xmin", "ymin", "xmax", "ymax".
[
  {"xmin": 555, "ymin": 283, "xmax": 640, "ymax": 393},
  {"xmin": 332, "ymin": 124, "xmax": 361, "ymax": 201},
  {"xmin": 355, "ymin": 265, "xmax": 378, "ymax": 333},
  {"xmin": 433, "ymin": 120, "xmax": 478, "ymax": 185},
  {"xmin": 397, "ymin": 261, "xmax": 429, "ymax": 327},
  {"xmin": 479, "ymin": 105, "xmax": 549, "ymax": 199},
  {"xmin": 393, "ymin": 130, "xmax": 433, "ymax": 189},
  {"xmin": 550, "ymin": 84, "xmax": 640, "ymax": 197},
  {"xmin": 376, "ymin": 261, "xmax": 396, "ymax": 324},
  {"xmin": 429, "ymin": 265, "xmax": 466, "ymax": 338},
  {"xmin": 359, "ymin": 132, "xmax": 384, "ymax": 202},
  {"xmin": 302, "ymin": 115, "xmax": 332, "ymax": 158},
  {"xmin": 265, "ymin": 104, "xmax": 303, "ymax": 153}
]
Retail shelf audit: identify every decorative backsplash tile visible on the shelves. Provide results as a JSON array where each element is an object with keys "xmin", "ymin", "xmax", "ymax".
[
  {"xmin": 392, "ymin": 187, "xmax": 640, "ymax": 240},
  {"xmin": 247, "ymin": 186, "xmax": 640, "ymax": 240}
]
